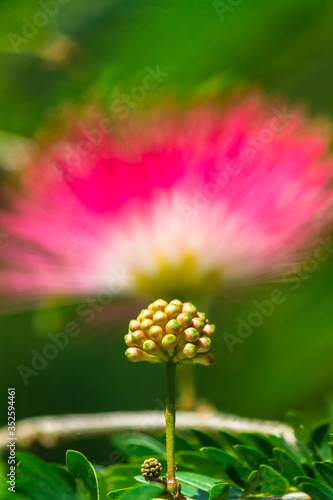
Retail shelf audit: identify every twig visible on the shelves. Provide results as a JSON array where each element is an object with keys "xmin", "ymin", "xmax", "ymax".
[{"xmin": 0, "ymin": 410, "xmax": 295, "ymax": 450}]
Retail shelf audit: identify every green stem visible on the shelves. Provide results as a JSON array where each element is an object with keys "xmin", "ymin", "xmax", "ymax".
[{"xmin": 165, "ymin": 361, "xmax": 177, "ymax": 496}]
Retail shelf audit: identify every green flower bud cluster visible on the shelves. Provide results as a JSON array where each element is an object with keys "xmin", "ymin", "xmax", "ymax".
[
  {"xmin": 125, "ymin": 299, "xmax": 215, "ymax": 365},
  {"xmin": 141, "ymin": 458, "xmax": 163, "ymax": 480}
]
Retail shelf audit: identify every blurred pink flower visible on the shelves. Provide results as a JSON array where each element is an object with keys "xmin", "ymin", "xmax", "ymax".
[{"xmin": 1, "ymin": 94, "xmax": 333, "ymax": 302}]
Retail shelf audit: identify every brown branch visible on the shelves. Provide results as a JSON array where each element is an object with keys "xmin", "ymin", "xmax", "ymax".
[{"xmin": 0, "ymin": 410, "xmax": 295, "ymax": 449}]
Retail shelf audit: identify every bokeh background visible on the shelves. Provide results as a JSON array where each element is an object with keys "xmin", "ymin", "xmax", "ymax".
[{"xmin": 1, "ymin": 0, "xmax": 333, "ymax": 459}]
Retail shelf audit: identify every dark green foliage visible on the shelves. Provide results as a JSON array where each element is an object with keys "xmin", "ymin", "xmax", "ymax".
[{"xmin": 2, "ymin": 414, "xmax": 333, "ymax": 499}]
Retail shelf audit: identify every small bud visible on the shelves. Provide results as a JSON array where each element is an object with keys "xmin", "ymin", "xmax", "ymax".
[
  {"xmin": 143, "ymin": 340, "xmax": 169, "ymax": 361},
  {"xmin": 162, "ymin": 334, "xmax": 178, "ymax": 349},
  {"xmin": 149, "ymin": 325, "xmax": 164, "ymax": 342},
  {"xmin": 165, "ymin": 319, "xmax": 182, "ymax": 336},
  {"xmin": 137, "ymin": 308, "xmax": 154, "ymax": 320},
  {"xmin": 182, "ymin": 302, "xmax": 197, "ymax": 317},
  {"xmin": 148, "ymin": 299, "xmax": 168, "ymax": 312},
  {"xmin": 141, "ymin": 458, "xmax": 162, "ymax": 481},
  {"xmin": 202, "ymin": 324, "xmax": 215, "ymax": 337},
  {"xmin": 125, "ymin": 347, "xmax": 160, "ymax": 364},
  {"xmin": 143, "ymin": 340, "xmax": 158, "ymax": 354},
  {"xmin": 170, "ymin": 299, "xmax": 183, "ymax": 308},
  {"xmin": 191, "ymin": 317, "xmax": 205, "ymax": 333},
  {"xmin": 165, "ymin": 302, "xmax": 182, "ymax": 318},
  {"xmin": 129, "ymin": 320, "xmax": 141, "ymax": 332},
  {"xmin": 177, "ymin": 313, "xmax": 192, "ymax": 328},
  {"xmin": 184, "ymin": 327, "xmax": 199, "ymax": 343},
  {"xmin": 196, "ymin": 312, "xmax": 206, "ymax": 321},
  {"xmin": 153, "ymin": 311, "xmax": 168, "ymax": 326},
  {"xmin": 183, "ymin": 343, "xmax": 197, "ymax": 359},
  {"xmin": 131, "ymin": 330, "xmax": 147, "ymax": 346},
  {"xmin": 141, "ymin": 318, "xmax": 153, "ymax": 333},
  {"xmin": 196, "ymin": 336, "xmax": 213, "ymax": 353},
  {"xmin": 192, "ymin": 352, "xmax": 215, "ymax": 366},
  {"xmin": 124, "ymin": 333, "xmax": 135, "ymax": 347}
]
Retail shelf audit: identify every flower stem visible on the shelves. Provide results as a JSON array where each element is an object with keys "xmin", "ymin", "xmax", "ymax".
[{"xmin": 165, "ymin": 361, "xmax": 177, "ymax": 496}]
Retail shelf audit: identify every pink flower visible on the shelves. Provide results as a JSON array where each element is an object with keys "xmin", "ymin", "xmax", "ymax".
[{"xmin": 1, "ymin": 94, "xmax": 333, "ymax": 302}]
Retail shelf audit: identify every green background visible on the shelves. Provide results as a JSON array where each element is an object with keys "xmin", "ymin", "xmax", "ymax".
[{"xmin": 1, "ymin": 0, "xmax": 333, "ymax": 460}]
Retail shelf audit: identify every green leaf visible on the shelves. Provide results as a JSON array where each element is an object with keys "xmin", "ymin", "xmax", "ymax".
[
  {"xmin": 314, "ymin": 461, "xmax": 333, "ymax": 489},
  {"xmin": 209, "ymin": 483, "xmax": 230, "ymax": 499},
  {"xmin": 219, "ymin": 431, "xmax": 243, "ymax": 449},
  {"xmin": 286, "ymin": 411, "xmax": 318, "ymax": 457},
  {"xmin": 191, "ymin": 429, "xmax": 222, "ymax": 448},
  {"xmin": 108, "ymin": 483, "xmax": 165, "ymax": 500},
  {"xmin": 101, "ymin": 464, "xmax": 140, "ymax": 479},
  {"xmin": 243, "ymin": 470, "xmax": 260, "ymax": 498},
  {"xmin": 238, "ymin": 433, "xmax": 274, "ymax": 458},
  {"xmin": 66, "ymin": 450, "xmax": 99, "ymax": 500},
  {"xmin": 15, "ymin": 452, "xmax": 76, "ymax": 500},
  {"xmin": 295, "ymin": 476, "xmax": 322, "ymax": 487},
  {"xmin": 273, "ymin": 448, "xmax": 305, "ymax": 486},
  {"xmin": 312, "ymin": 421, "xmax": 331, "ymax": 448},
  {"xmin": 49, "ymin": 464, "xmax": 77, "ymax": 491},
  {"xmin": 111, "ymin": 433, "xmax": 166, "ymax": 459},
  {"xmin": 176, "ymin": 472, "xmax": 224, "ymax": 492},
  {"xmin": 175, "ymin": 451, "xmax": 225, "ymax": 476},
  {"xmin": 136, "ymin": 472, "xmax": 241, "ymax": 500},
  {"xmin": 233, "ymin": 445, "xmax": 266, "ymax": 469},
  {"xmin": 107, "ymin": 488, "xmax": 130, "ymax": 499},
  {"xmin": 299, "ymin": 481, "xmax": 333, "ymax": 500},
  {"xmin": 258, "ymin": 464, "xmax": 289, "ymax": 496},
  {"xmin": 201, "ymin": 447, "xmax": 251, "ymax": 486},
  {"xmin": 98, "ymin": 464, "xmax": 139, "ymax": 499},
  {"xmin": 175, "ymin": 433, "xmax": 197, "ymax": 451}
]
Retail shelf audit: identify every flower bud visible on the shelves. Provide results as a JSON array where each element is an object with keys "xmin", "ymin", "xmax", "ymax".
[
  {"xmin": 183, "ymin": 343, "xmax": 197, "ymax": 359},
  {"xmin": 184, "ymin": 327, "xmax": 199, "ymax": 343},
  {"xmin": 153, "ymin": 311, "xmax": 168, "ymax": 326},
  {"xmin": 143, "ymin": 340, "xmax": 157, "ymax": 354},
  {"xmin": 177, "ymin": 313, "xmax": 192, "ymax": 328},
  {"xmin": 191, "ymin": 317, "xmax": 205, "ymax": 333},
  {"xmin": 137, "ymin": 308, "xmax": 154, "ymax": 320},
  {"xmin": 165, "ymin": 319, "xmax": 182, "ymax": 336},
  {"xmin": 148, "ymin": 299, "xmax": 168, "ymax": 312},
  {"xmin": 169, "ymin": 299, "xmax": 183, "ymax": 308},
  {"xmin": 202, "ymin": 324, "xmax": 215, "ymax": 337},
  {"xmin": 124, "ymin": 333, "xmax": 135, "ymax": 347},
  {"xmin": 192, "ymin": 352, "xmax": 215, "ymax": 366},
  {"xmin": 125, "ymin": 347, "xmax": 160, "ymax": 363},
  {"xmin": 162, "ymin": 334, "xmax": 178, "ymax": 349},
  {"xmin": 196, "ymin": 336, "xmax": 213, "ymax": 353},
  {"xmin": 131, "ymin": 330, "xmax": 147, "ymax": 346},
  {"xmin": 141, "ymin": 458, "xmax": 162, "ymax": 480},
  {"xmin": 143, "ymin": 340, "xmax": 168, "ymax": 361},
  {"xmin": 182, "ymin": 302, "xmax": 197, "ymax": 317},
  {"xmin": 196, "ymin": 312, "xmax": 206, "ymax": 321},
  {"xmin": 149, "ymin": 325, "xmax": 164, "ymax": 342},
  {"xmin": 141, "ymin": 318, "xmax": 153, "ymax": 333},
  {"xmin": 165, "ymin": 302, "xmax": 182, "ymax": 318},
  {"xmin": 129, "ymin": 320, "xmax": 141, "ymax": 332}
]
